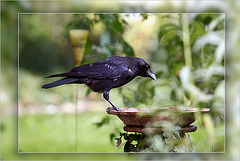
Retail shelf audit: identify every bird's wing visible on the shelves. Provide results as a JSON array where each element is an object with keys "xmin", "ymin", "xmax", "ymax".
[{"xmin": 68, "ymin": 60, "xmax": 128, "ymax": 80}]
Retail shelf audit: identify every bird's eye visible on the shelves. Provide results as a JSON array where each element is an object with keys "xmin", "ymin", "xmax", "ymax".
[{"xmin": 146, "ymin": 64, "xmax": 149, "ymax": 68}]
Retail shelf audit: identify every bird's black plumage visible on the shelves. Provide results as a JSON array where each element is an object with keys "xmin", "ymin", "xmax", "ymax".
[{"xmin": 42, "ymin": 56, "xmax": 156, "ymax": 111}]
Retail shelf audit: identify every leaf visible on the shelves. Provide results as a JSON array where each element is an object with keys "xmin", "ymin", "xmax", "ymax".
[
  {"xmin": 124, "ymin": 141, "xmax": 131, "ymax": 152},
  {"xmin": 94, "ymin": 116, "xmax": 110, "ymax": 127},
  {"xmin": 121, "ymin": 18, "xmax": 129, "ymax": 26},
  {"xmin": 110, "ymin": 133, "xmax": 115, "ymax": 144},
  {"xmin": 140, "ymin": 13, "xmax": 149, "ymax": 21},
  {"xmin": 112, "ymin": 17, "xmax": 124, "ymax": 34},
  {"xmin": 119, "ymin": 37, "xmax": 135, "ymax": 56},
  {"xmin": 171, "ymin": 90, "xmax": 177, "ymax": 101},
  {"xmin": 193, "ymin": 31, "xmax": 224, "ymax": 52},
  {"xmin": 115, "ymin": 137, "xmax": 122, "ymax": 148},
  {"xmin": 208, "ymin": 14, "xmax": 225, "ymax": 31},
  {"xmin": 85, "ymin": 88, "xmax": 92, "ymax": 97},
  {"xmin": 84, "ymin": 37, "xmax": 93, "ymax": 56},
  {"xmin": 158, "ymin": 23, "xmax": 180, "ymax": 45},
  {"xmin": 190, "ymin": 21, "xmax": 206, "ymax": 45}
]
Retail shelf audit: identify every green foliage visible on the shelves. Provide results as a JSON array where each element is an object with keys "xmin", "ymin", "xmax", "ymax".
[
  {"xmin": 119, "ymin": 37, "xmax": 135, "ymax": 57},
  {"xmin": 114, "ymin": 132, "xmax": 147, "ymax": 152},
  {"xmin": 64, "ymin": 14, "xmax": 135, "ymax": 66},
  {"xmin": 117, "ymin": 13, "xmax": 225, "ymax": 152},
  {"xmin": 115, "ymin": 127, "xmax": 194, "ymax": 152},
  {"xmin": 64, "ymin": 14, "xmax": 95, "ymax": 33},
  {"xmin": 152, "ymin": 14, "xmax": 224, "ymax": 107},
  {"xmin": 19, "ymin": 14, "xmax": 136, "ymax": 75},
  {"xmin": 19, "ymin": 14, "xmax": 74, "ymax": 74},
  {"xmin": 98, "ymin": 14, "xmax": 126, "ymax": 35}
]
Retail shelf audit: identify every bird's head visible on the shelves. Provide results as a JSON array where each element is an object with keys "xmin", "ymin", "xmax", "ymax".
[{"xmin": 136, "ymin": 58, "xmax": 156, "ymax": 81}]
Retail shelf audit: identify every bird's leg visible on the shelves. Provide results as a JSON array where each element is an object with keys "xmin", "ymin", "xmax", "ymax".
[{"xmin": 103, "ymin": 92, "xmax": 122, "ymax": 111}]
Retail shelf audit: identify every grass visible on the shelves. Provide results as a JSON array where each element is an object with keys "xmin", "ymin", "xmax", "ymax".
[
  {"xmin": 189, "ymin": 116, "xmax": 225, "ymax": 152},
  {"xmin": 18, "ymin": 111, "xmax": 125, "ymax": 153},
  {"xmin": 2, "ymin": 114, "xmax": 136, "ymax": 160},
  {"xmin": 18, "ymin": 111, "xmax": 225, "ymax": 153},
  {"xmin": 1, "ymin": 108, "xmax": 224, "ymax": 161}
]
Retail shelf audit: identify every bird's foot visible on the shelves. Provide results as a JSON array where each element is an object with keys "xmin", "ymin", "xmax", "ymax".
[
  {"xmin": 113, "ymin": 106, "xmax": 123, "ymax": 111},
  {"xmin": 106, "ymin": 106, "xmax": 123, "ymax": 112}
]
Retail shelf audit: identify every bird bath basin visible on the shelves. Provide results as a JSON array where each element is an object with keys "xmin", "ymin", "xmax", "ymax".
[
  {"xmin": 107, "ymin": 107, "xmax": 210, "ymax": 128},
  {"xmin": 107, "ymin": 107, "xmax": 210, "ymax": 152}
]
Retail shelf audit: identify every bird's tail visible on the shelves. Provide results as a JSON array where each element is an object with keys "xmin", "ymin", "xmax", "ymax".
[
  {"xmin": 45, "ymin": 72, "xmax": 70, "ymax": 78},
  {"xmin": 42, "ymin": 78, "xmax": 79, "ymax": 89}
]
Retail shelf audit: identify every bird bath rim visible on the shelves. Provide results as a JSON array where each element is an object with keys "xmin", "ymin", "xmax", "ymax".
[{"xmin": 107, "ymin": 107, "xmax": 210, "ymax": 128}]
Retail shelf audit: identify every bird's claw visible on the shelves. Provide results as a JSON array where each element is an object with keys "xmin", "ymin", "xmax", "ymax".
[
  {"xmin": 113, "ymin": 106, "xmax": 123, "ymax": 111},
  {"xmin": 106, "ymin": 106, "xmax": 123, "ymax": 112}
]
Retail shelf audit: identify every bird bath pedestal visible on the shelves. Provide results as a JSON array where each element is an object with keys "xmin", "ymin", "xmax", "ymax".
[{"xmin": 107, "ymin": 107, "xmax": 210, "ymax": 152}]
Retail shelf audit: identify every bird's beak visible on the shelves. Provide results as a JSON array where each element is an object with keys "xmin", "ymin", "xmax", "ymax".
[{"xmin": 147, "ymin": 70, "xmax": 156, "ymax": 81}]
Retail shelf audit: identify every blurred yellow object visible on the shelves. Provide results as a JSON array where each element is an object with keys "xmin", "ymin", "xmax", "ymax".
[{"xmin": 69, "ymin": 30, "xmax": 89, "ymax": 66}]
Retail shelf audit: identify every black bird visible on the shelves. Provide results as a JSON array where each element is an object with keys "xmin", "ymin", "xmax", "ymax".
[{"xmin": 42, "ymin": 56, "xmax": 156, "ymax": 111}]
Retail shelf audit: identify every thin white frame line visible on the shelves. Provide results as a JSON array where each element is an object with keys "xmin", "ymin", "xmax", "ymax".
[
  {"xmin": 1, "ymin": 0, "xmax": 235, "ymax": 1},
  {"xmin": 223, "ymin": 13, "xmax": 226, "ymax": 155},
  {"xmin": 17, "ymin": 12, "xmax": 226, "ymax": 154},
  {"xmin": 0, "ymin": 1, "xmax": 1, "ymax": 159},
  {"xmin": 18, "ymin": 12, "xmax": 225, "ymax": 14},
  {"xmin": 18, "ymin": 12, "xmax": 20, "ymax": 153}
]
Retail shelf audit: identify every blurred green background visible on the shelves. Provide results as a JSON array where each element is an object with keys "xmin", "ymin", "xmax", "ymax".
[
  {"xmin": 18, "ymin": 13, "xmax": 225, "ymax": 153},
  {"xmin": 1, "ymin": 1, "xmax": 239, "ymax": 161}
]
